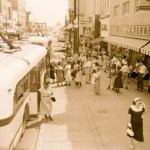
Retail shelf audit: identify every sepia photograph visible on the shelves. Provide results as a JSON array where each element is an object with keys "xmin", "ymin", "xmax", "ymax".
[{"xmin": 0, "ymin": 0, "xmax": 150, "ymax": 150}]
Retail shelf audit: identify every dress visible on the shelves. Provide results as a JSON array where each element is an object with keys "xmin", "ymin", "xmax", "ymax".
[
  {"xmin": 65, "ymin": 64, "xmax": 72, "ymax": 82},
  {"xmin": 75, "ymin": 65, "xmax": 82, "ymax": 83},
  {"xmin": 109, "ymin": 68, "xmax": 116, "ymax": 87},
  {"xmin": 39, "ymin": 86, "xmax": 53, "ymax": 115},
  {"xmin": 114, "ymin": 70, "xmax": 123, "ymax": 88},
  {"xmin": 56, "ymin": 65, "xmax": 64, "ymax": 82},
  {"xmin": 94, "ymin": 71, "xmax": 101, "ymax": 95},
  {"xmin": 50, "ymin": 64, "xmax": 55, "ymax": 80},
  {"xmin": 128, "ymin": 105, "xmax": 145, "ymax": 142}
]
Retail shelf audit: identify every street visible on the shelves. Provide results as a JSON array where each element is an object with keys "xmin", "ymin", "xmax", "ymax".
[{"xmin": 15, "ymin": 71, "xmax": 150, "ymax": 150}]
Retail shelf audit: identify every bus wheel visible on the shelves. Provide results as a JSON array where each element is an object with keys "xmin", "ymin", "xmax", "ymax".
[{"xmin": 21, "ymin": 109, "xmax": 28, "ymax": 139}]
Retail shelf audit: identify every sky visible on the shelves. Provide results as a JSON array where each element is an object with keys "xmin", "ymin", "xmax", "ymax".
[{"xmin": 26, "ymin": 0, "xmax": 68, "ymax": 27}]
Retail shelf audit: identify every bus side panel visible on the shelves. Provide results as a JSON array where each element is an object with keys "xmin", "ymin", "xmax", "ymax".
[
  {"xmin": 0, "ymin": 95, "xmax": 30, "ymax": 149},
  {"xmin": 11, "ymin": 95, "xmax": 30, "ymax": 149},
  {"xmin": 0, "ymin": 124, "xmax": 12, "ymax": 149}
]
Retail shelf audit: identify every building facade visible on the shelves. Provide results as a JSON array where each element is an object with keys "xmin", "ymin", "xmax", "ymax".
[
  {"xmin": 104, "ymin": 0, "xmax": 150, "ymax": 66},
  {"xmin": 0, "ymin": 0, "xmax": 27, "ymax": 33},
  {"xmin": 10, "ymin": 0, "xmax": 26, "ymax": 32},
  {"xmin": 0, "ymin": 0, "xmax": 12, "ymax": 32}
]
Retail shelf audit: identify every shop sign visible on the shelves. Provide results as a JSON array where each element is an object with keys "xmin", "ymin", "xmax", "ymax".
[
  {"xmin": 111, "ymin": 25, "xmax": 150, "ymax": 39},
  {"xmin": 79, "ymin": 19, "xmax": 92, "ymax": 27}
]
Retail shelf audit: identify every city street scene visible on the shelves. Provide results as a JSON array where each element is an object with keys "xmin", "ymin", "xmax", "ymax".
[{"xmin": 0, "ymin": 0, "xmax": 150, "ymax": 150}]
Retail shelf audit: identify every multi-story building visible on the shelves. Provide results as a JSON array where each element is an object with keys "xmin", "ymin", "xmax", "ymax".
[
  {"xmin": 104, "ymin": 0, "xmax": 150, "ymax": 66},
  {"xmin": 0, "ymin": 0, "xmax": 12, "ymax": 32},
  {"xmin": 10, "ymin": 0, "xmax": 26, "ymax": 32}
]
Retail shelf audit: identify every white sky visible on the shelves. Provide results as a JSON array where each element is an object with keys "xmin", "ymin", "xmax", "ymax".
[{"xmin": 26, "ymin": 0, "xmax": 68, "ymax": 27}]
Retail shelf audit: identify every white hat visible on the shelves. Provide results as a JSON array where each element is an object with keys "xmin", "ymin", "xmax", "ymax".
[{"xmin": 133, "ymin": 97, "xmax": 141, "ymax": 103}]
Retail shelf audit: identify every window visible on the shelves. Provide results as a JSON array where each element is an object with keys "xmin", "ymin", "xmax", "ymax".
[
  {"xmin": 39, "ymin": 58, "xmax": 46, "ymax": 71},
  {"xmin": 17, "ymin": 85, "xmax": 24, "ymax": 101},
  {"xmin": 13, "ymin": 74, "xmax": 30, "ymax": 110},
  {"xmin": 135, "ymin": 0, "xmax": 140, "ymax": 12},
  {"xmin": 114, "ymin": 5, "xmax": 119, "ymax": 17},
  {"xmin": 122, "ymin": 1, "xmax": 130, "ymax": 15},
  {"xmin": 24, "ymin": 73, "xmax": 30, "ymax": 92},
  {"xmin": 30, "ymin": 71, "xmax": 37, "ymax": 91},
  {"xmin": 135, "ymin": 0, "xmax": 150, "ymax": 12}
]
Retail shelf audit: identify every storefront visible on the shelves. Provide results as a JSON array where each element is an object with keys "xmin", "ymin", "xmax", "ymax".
[{"xmin": 103, "ymin": 25, "xmax": 150, "ymax": 67}]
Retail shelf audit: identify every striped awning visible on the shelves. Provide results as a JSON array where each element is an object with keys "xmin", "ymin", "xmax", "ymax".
[
  {"xmin": 141, "ymin": 42, "xmax": 150, "ymax": 56},
  {"xmin": 104, "ymin": 35, "xmax": 149, "ymax": 52}
]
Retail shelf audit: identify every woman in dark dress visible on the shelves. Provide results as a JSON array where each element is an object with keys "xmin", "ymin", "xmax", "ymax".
[
  {"xmin": 50, "ymin": 63, "xmax": 55, "ymax": 83},
  {"xmin": 127, "ymin": 97, "xmax": 146, "ymax": 150},
  {"xmin": 113, "ymin": 66, "xmax": 123, "ymax": 93}
]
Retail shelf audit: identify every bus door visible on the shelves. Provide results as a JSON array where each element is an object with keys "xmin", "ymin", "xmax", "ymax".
[{"xmin": 30, "ymin": 67, "xmax": 40, "ymax": 117}]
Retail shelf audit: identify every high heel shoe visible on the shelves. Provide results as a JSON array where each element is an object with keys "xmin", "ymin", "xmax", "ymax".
[
  {"xmin": 107, "ymin": 86, "xmax": 110, "ymax": 89},
  {"xmin": 49, "ymin": 115, "xmax": 53, "ymax": 121},
  {"xmin": 44, "ymin": 114, "xmax": 48, "ymax": 119}
]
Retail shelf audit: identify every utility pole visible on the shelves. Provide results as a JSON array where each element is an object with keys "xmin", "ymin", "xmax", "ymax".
[
  {"xmin": 77, "ymin": 0, "xmax": 80, "ymax": 53},
  {"xmin": 74, "ymin": 0, "xmax": 77, "ymax": 54}
]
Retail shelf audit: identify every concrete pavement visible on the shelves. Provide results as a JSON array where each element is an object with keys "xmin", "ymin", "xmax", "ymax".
[{"xmin": 34, "ymin": 71, "xmax": 150, "ymax": 150}]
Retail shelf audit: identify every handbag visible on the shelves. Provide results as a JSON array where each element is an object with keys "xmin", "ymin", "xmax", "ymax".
[
  {"xmin": 127, "ymin": 125, "xmax": 134, "ymax": 137},
  {"xmin": 51, "ymin": 96, "xmax": 56, "ymax": 102}
]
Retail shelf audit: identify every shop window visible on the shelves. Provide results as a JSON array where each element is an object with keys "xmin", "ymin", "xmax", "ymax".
[
  {"xmin": 135, "ymin": 0, "xmax": 150, "ymax": 12},
  {"xmin": 114, "ymin": 5, "xmax": 119, "ymax": 17},
  {"xmin": 122, "ymin": 1, "xmax": 130, "ymax": 15}
]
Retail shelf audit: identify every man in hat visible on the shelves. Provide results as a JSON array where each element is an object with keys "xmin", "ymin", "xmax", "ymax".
[
  {"xmin": 120, "ymin": 62, "xmax": 130, "ymax": 89},
  {"xmin": 137, "ymin": 62, "xmax": 148, "ymax": 92}
]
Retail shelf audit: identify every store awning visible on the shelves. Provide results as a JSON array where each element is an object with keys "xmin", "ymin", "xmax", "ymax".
[
  {"xmin": 103, "ymin": 35, "xmax": 149, "ymax": 52},
  {"xmin": 141, "ymin": 42, "xmax": 150, "ymax": 56},
  {"xmin": 90, "ymin": 37, "xmax": 103, "ymax": 44}
]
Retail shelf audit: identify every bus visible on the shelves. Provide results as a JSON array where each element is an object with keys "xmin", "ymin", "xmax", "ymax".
[
  {"xmin": 0, "ymin": 43, "xmax": 47, "ymax": 149},
  {"xmin": 28, "ymin": 36, "xmax": 52, "ymax": 68}
]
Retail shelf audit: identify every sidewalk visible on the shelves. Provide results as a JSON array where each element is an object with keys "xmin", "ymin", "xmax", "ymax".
[{"xmin": 35, "ymin": 70, "xmax": 150, "ymax": 150}]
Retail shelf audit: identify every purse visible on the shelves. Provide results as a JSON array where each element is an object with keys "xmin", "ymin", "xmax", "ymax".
[
  {"xmin": 127, "ymin": 125, "xmax": 134, "ymax": 137},
  {"xmin": 51, "ymin": 97, "xmax": 56, "ymax": 102}
]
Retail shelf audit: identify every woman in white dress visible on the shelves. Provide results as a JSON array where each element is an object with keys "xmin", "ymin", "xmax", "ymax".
[
  {"xmin": 65, "ymin": 62, "xmax": 72, "ymax": 85},
  {"xmin": 94, "ymin": 66, "xmax": 101, "ymax": 95},
  {"xmin": 39, "ymin": 82, "xmax": 53, "ymax": 121}
]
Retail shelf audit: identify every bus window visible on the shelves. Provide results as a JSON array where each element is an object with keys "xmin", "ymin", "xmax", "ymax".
[
  {"xmin": 17, "ymin": 85, "xmax": 24, "ymax": 101},
  {"xmin": 24, "ymin": 74, "xmax": 30, "ymax": 92},
  {"xmin": 30, "ymin": 71, "xmax": 38, "ymax": 92},
  {"xmin": 39, "ymin": 58, "xmax": 46, "ymax": 72},
  {"xmin": 13, "ymin": 92, "xmax": 17, "ymax": 110}
]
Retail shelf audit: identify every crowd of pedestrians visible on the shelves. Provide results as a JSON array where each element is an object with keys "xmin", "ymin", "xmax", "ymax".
[{"xmin": 45, "ymin": 50, "xmax": 149, "ymax": 95}]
